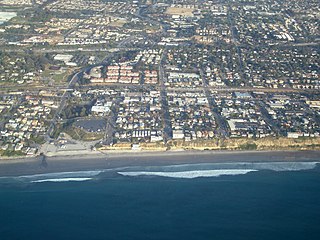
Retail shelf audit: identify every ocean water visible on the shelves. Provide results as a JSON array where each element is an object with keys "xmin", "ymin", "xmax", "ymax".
[{"xmin": 0, "ymin": 162, "xmax": 320, "ymax": 240}]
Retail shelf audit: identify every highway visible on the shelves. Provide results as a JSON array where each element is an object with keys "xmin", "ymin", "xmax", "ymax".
[
  {"xmin": 0, "ymin": 47, "xmax": 141, "ymax": 54},
  {"xmin": 46, "ymin": 71, "xmax": 81, "ymax": 139},
  {"xmin": 1, "ymin": 80, "xmax": 313, "ymax": 95}
]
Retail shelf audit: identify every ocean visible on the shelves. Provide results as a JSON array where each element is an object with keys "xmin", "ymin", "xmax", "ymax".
[{"xmin": 0, "ymin": 161, "xmax": 320, "ymax": 240}]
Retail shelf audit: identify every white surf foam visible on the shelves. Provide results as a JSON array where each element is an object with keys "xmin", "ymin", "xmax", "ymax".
[
  {"xmin": 118, "ymin": 169, "xmax": 257, "ymax": 179},
  {"xmin": 251, "ymin": 162, "xmax": 319, "ymax": 171},
  {"xmin": 117, "ymin": 162, "xmax": 319, "ymax": 177},
  {"xmin": 131, "ymin": 162, "xmax": 319, "ymax": 173},
  {"xmin": 31, "ymin": 177, "xmax": 93, "ymax": 183},
  {"xmin": 21, "ymin": 170, "xmax": 103, "ymax": 179},
  {"xmin": 10, "ymin": 170, "xmax": 104, "ymax": 183}
]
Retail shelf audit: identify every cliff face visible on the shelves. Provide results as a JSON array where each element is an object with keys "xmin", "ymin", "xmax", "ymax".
[
  {"xmin": 139, "ymin": 142, "xmax": 167, "ymax": 151},
  {"xmin": 100, "ymin": 142, "xmax": 132, "ymax": 150},
  {"xmin": 167, "ymin": 137, "xmax": 320, "ymax": 151},
  {"xmin": 98, "ymin": 137, "xmax": 320, "ymax": 152},
  {"xmin": 253, "ymin": 137, "xmax": 320, "ymax": 150}
]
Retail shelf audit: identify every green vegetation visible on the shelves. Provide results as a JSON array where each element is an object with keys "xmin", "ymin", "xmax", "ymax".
[
  {"xmin": 51, "ymin": 123, "xmax": 67, "ymax": 139},
  {"xmin": 0, "ymin": 52, "xmax": 50, "ymax": 71},
  {"xmin": 60, "ymin": 104, "xmax": 90, "ymax": 119},
  {"xmin": 0, "ymin": 150, "xmax": 25, "ymax": 157},
  {"xmin": 42, "ymin": 68, "xmax": 69, "ymax": 85},
  {"xmin": 238, "ymin": 143, "xmax": 258, "ymax": 150},
  {"xmin": 64, "ymin": 125, "xmax": 104, "ymax": 141},
  {"xmin": 0, "ymin": 52, "xmax": 53, "ymax": 85},
  {"xmin": 29, "ymin": 134, "xmax": 46, "ymax": 145},
  {"xmin": 52, "ymin": 120, "xmax": 103, "ymax": 141}
]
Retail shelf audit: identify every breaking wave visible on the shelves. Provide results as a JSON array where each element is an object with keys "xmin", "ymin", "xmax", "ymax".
[
  {"xmin": 19, "ymin": 170, "xmax": 103, "ymax": 179},
  {"xmin": 31, "ymin": 178, "xmax": 93, "ymax": 183},
  {"xmin": 0, "ymin": 161, "xmax": 318, "ymax": 183},
  {"xmin": 122, "ymin": 162, "xmax": 319, "ymax": 172},
  {"xmin": 118, "ymin": 169, "xmax": 257, "ymax": 178},
  {"xmin": 0, "ymin": 170, "xmax": 103, "ymax": 184},
  {"xmin": 117, "ymin": 162, "xmax": 319, "ymax": 179}
]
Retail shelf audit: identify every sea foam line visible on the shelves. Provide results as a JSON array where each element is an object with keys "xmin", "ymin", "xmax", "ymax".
[
  {"xmin": 18, "ymin": 170, "xmax": 103, "ymax": 180},
  {"xmin": 31, "ymin": 178, "xmax": 93, "ymax": 183},
  {"xmin": 126, "ymin": 162, "xmax": 320, "ymax": 173},
  {"xmin": 117, "ymin": 169, "xmax": 257, "ymax": 179}
]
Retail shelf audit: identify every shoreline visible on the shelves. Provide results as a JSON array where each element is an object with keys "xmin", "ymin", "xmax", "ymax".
[{"xmin": 0, "ymin": 149, "xmax": 319, "ymax": 177}]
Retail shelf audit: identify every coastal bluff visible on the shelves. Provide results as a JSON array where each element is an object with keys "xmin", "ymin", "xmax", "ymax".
[{"xmin": 98, "ymin": 137, "xmax": 320, "ymax": 152}]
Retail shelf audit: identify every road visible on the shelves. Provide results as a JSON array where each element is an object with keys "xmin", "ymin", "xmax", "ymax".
[
  {"xmin": 256, "ymin": 100, "xmax": 282, "ymax": 135},
  {"xmin": 103, "ymin": 98, "xmax": 121, "ymax": 146},
  {"xmin": 158, "ymin": 49, "xmax": 172, "ymax": 142},
  {"xmin": 227, "ymin": 6, "xmax": 248, "ymax": 86},
  {"xmin": 199, "ymin": 68, "xmax": 229, "ymax": 137},
  {"xmin": 166, "ymin": 86, "xmax": 302, "ymax": 93},
  {"xmin": 46, "ymin": 72, "xmax": 81, "ymax": 139},
  {"xmin": 1, "ymin": 81, "xmax": 312, "ymax": 95},
  {"xmin": 0, "ymin": 47, "xmax": 141, "ymax": 54}
]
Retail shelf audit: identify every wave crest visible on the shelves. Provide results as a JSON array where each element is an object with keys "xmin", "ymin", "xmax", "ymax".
[
  {"xmin": 123, "ymin": 162, "xmax": 319, "ymax": 173},
  {"xmin": 118, "ymin": 169, "xmax": 257, "ymax": 179},
  {"xmin": 31, "ymin": 178, "xmax": 93, "ymax": 183},
  {"xmin": 10, "ymin": 170, "xmax": 103, "ymax": 183}
]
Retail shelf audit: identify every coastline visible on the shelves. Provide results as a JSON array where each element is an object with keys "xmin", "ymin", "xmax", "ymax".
[{"xmin": 0, "ymin": 149, "xmax": 319, "ymax": 177}]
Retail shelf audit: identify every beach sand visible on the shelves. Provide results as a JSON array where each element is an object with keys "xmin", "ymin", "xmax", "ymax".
[{"xmin": 0, "ymin": 150, "xmax": 319, "ymax": 177}]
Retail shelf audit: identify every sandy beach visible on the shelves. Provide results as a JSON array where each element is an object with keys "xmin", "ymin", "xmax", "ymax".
[{"xmin": 0, "ymin": 150, "xmax": 319, "ymax": 177}]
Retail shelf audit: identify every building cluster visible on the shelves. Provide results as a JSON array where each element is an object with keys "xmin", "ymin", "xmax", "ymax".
[
  {"xmin": 87, "ymin": 88, "xmax": 120, "ymax": 116},
  {"xmin": 168, "ymin": 91, "xmax": 216, "ymax": 141},
  {"xmin": 45, "ymin": 17, "xmax": 82, "ymax": 30},
  {"xmin": 43, "ymin": 0, "xmax": 140, "ymax": 46},
  {"xmin": 0, "ymin": 94, "xmax": 16, "ymax": 114},
  {"xmin": 151, "ymin": 1, "xmax": 228, "ymax": 42},
  {"xmin": 0, "ymin": 0, "xmax": 46, "ymax": 6},
  {"xmin": 204, "ymin": 66, "xmax": 225, "ymax": 87},
  {"xmin": 45, "ymin": 0, "xmax": 139, "ymax": 15},
  {"xmin": 232, "ymin": 1, "xmax": 304, "ymax": 45},
  {"xmin": 164, "ymin": 40, "xmax": 318, "ymax": 90},
  {"xmin": 59, "ymin": 17, "xmax": 129, "ymax": 46},
  {"xmin": 242, "ymin": 46, "xmax": 319, "ymax": 89},
  {"xmin": 1, "ymin": 0, "xmax": 143, "ymax": 47},
  {"xmin": 0, "ymin": 55, "xmax": 39, "ymax": 85},
  {"xmin": 0, "ymin": 95, "xmax": 55, "ymax": 155},
  {"xmin": 263, "ymin": 93, "xmax": 320, "ymax": 138},
  {"xmin": 87, "ymin": 52, "xmax": 161, "ymax": 85},
  {"xmin": 114, "ymin": 90, "xmax": 163, "ymax": 143},
  {"xmin": 212, "ymin": 91, "xmax": 320, "ymax": 139},
  {"xmin": 144, "ymin": 70, "xmax": 158, "ymax": 84},
  {"xmin": 213, "ymin": 92, "xmax": 274, "ymax": 138},
  {"xmin": 45, "ymin": 0, "xmax": 110, "ymax": 13},
  {"xmin": 53, "ymin": 54, "xmax": 79, "ymax": 67},
  {"xmin": 0, "ymin": 0, "xmax": 319, "ymax": 156},
  {"xmin": 134, "ymin": 49, "xmax": 163, "ymax": 66},
  {"xmin": 88, "ymin": 64, "xmax": 141, "ymax": 84},
  {"xmin": 91, "ymin": 99, "xmax": 112, "ymax": 117},
  {"xmin": 194, "ymin": 16, "xmax": 231, "ymax": 44},
  {"xmin": 107, "ymin": 64, "xmax": 140, "ymax": 84},
  {"xmin": 166, "ymin": 72, "xmax": 202, "ymax": 89},
  {"xmin": 165, "ymin": 45, "xmax": 244, "ymax": 87}
]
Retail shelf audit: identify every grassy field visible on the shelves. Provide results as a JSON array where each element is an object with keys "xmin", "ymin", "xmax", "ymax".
[
  {"xmin": 41, "ymin": 68, "xmax": 71, "ymax": 85},
  {"xmin": 65, "ymin": 126, "xmax": 104, "ymax": 141}
]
